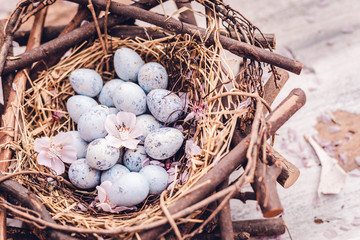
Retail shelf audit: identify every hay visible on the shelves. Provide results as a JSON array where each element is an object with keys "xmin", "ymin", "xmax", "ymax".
[{"xmin": 7, "ymin": 30, "xmax": 261, "ymax": 238}]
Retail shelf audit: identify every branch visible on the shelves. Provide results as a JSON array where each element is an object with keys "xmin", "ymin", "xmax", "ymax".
[
  {"xmin": 1, "ymin": 0, "xmax": 166, "ymax": 75},
  {"xmin": 0, "ymin": 173, "xmax": 78, "ymax": 240},
  {"xmin": 175, "ymin": 0, "xmax": 197, "ymax": 26},
  {"xmin": 139, "ymin": 88, "xmax": 306, "ymax": 239},
  {"xmin": 67, "ymin": 0, "xmax": 303, "ymax": 74}
]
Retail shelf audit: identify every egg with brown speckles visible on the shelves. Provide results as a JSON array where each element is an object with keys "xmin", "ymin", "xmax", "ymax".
[
  {"xmin": 68, "ymin": 158, "xmax": 101, "ymax": 189},
  {"xmin": 112, "ymin": 82, "xmax": 147, "ymax": 115},
  {"xmin": 144, "ymin": 127, "xmax": 184, "ymax": 160},
  {"xmin": 138, "ymin": 62, "xmax": 168, "ymax": 93},
  {"xmin": 85, "ymin": 138, "xmax": 120, "ymax": 171},
  {"xmin": 69, "ymin": 68, "xmax": 103, "ymax": 97},
  {"xmin": 114, "ymin": 47, "xmax": 144, "ymax": 82},
  {"xmin": 147, "ymin": 89, "xmax": 183, "ymax": 123}
]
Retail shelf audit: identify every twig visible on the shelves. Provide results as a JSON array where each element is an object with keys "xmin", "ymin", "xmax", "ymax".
[
  {"xmin": 160, "ymin": 191, "xmax": 183, "ymax": 240},
  {"xmin": 2, "ymin": 0, "xmax": 167, "ymax": 75},
  {"xmin": 217, "ymin": 180, "xmax": 234, "ymax": 240},
  {"xmin": 175, "ymin": 0, "xmax": 197, "ymax": 26},
  {"xmin": 67, "ymin": 0, "xmax": 303, "ymax": 74},
  {"xmin": 232, "ymin": 192, "xmax": 256, "ymax": 203},
  {"xmin": 139, "ymin": 88, "xmax": 306, "ymax": 239},
  {"xmin": 0, "ymin": 174, "xmax": 78, "ymax": 240},
  {"xmin": 0, "ymin": 7, "xmax": 48, "ymax": 240},
  {"xmin": 232, "ymin": 218, "xmax": 286, "ymax": 237}
]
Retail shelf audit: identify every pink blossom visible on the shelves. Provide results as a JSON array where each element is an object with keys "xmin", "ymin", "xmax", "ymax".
[
  {"xmin": 185, "ymin": 139, "xmax": 202, "ymax": 159},
  {"xmin": 94, "ymin": 181, "xmax": 137, "ymax": 213},
  {"xmin": 105, "ymin": 112, "xmax": 143, "ymax": 149},
  {"xmin": 184, "ymin": 101, "xmax": 207, "ymax": 122},
  {"xmin": 34, "ymin": 132, "xmax": 77, "ymax": 175},
  {"xmin": 141, "ymin": 158, "xmax": 165, "ymax": 168}
]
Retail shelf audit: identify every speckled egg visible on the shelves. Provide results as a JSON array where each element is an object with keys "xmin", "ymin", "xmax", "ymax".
[
  {"xmin": 98, "ymin": 79, "xmax": 124, "ymax": 107},
  {"xmin": 135, "ymin": 114, "xmax": 162, "ymax": 142},
  {"xmin": 86, "ymin": 138, "xmax": 120, "ymax": 170},
  {"xmin": 113, "ymin": 82, "xmax": 147, "ymax": 115},
  {"xmin": 69, "ymin": 68, "xmax": 103, "ymax": 97},
  {"xmin": 123, "ymin": 145, "xmax": 147, "ymax": 172},
  {"xmin": 108, "ymin": 172, "xmax": 149, "ymax": 206},
  {"xmin": 101, "ymin": 164, "xmax": 130, "ymax": 183},
  {"xmin": 66, "ymin": 95, "xmax": 98, "ymax": 123},
  {"xmin": 68, "ymin": 131, "xmax": 88, "ymax": 158},
  {"xmin": 145, "ymin": 127, "xmax": 184, "ymax": 160},
  {"xmin": 147, "ymin": 89, "xmax": 183, "ymax": 123},
  {"xmin": 77, "ymin": 108, "xmax": 108, "ymax": 142},
  {"xmin": 68, "ymin": 158, "xmax": 101, "ymax": 189},
  {"xmin": 140, "ymin": 165, "xmax": 168, "ymax": 194},
  {"xmin": 138, "ymin": 62, "xmax": 168, "ymax": 93},
  {"xmin": 114, "ymin": 47, "xmax": 144, "ymax": 82}
]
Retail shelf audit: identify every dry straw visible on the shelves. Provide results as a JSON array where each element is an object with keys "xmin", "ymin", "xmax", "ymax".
[{"xmin": 7, "ymin": 30, "xmax": 261, "ymax": 238}]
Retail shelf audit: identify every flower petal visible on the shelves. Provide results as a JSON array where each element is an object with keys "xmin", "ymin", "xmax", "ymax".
[
  {"xmin": 116, "ymin": 112, "xmax": 136, "ymax": 130},
  {"xmin": 51, "ymin": 158, "xmax": 65, "ymax": 175},
  {"xmin": 37, "ymin": 151, "xmax": 51, "ymax": 166},
  {"xmin": 129, "ymin": 127, "xmax": 144, "ymax": 139},
  {"xmin": 34, "ymin": 137, "xmax": 50, "ymax": 153},
  {"xmin": 61, "ymin": 145, "xmax": 78, "ymax": 163},
  {"xmin": 105, "ymin": 114, "xmax": 120, "ymax": 138},
  {"xmin": 121, "ymin": 139, "xmax": 140, "ymax": 150},
  {"xmin": 100, "ymin": 181, "xmax": 112, "ymax": 194},
  {"xmin": 97, "ymin": 203, "xmax": 114, "ymax": 212},
  {"xmin": 105, "ymin": 135, "xmax": 123, "ymax": 148},
  {"xmin": 96, "ymin": 185, "xmax": 108, "ymax": 203},
  {"xmin": 53, "ymin": 132, "xmax": 73, "ymax": 145}
]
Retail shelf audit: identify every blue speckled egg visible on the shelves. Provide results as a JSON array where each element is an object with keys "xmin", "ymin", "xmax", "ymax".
[
  {"xmin": 144, "ymin": 127, "xmax": 184, "ymax": 160},
  {"xmin": 98, "ymin": 79, "xmax": 124, "ymax": 107},
  {"xmin": 69, "ymin": 68, "xmax": 103, "ymax": 97},
  {"xmin": 138, "ymin": 62, "xmax": 168, "ymax": 93},
  {"xmin": 77, "ymin": 108, "xmax": 108, "ymax": 142},
  {"xmin": 113, "ymin": 82, "xmax": 147, "ymax": 115},
  {"xmin": 114, "ymin": 48, "xmax": 144, "ymax": 82},
  {"xmin": 86, "ymin": 138, "xmax": 120, "ymax": 170},
  {"xmin": 101, "ymin": 164, "xmax": 130, "ymax": 183},
  {"xmin": 68, "ymin": 131, "xmax": 88, "ymax": 158},
  {"xmin": 123, "ymin": 145, "xmax": 147, "ymax": 172},
  {"xmin": 140, "ymin": 165, "xmax": 168, "ymax": 194},
  {"xmin": 66, "ymin": 95, "xmax": 98, "ymax": 123},
  {"xmin": 147, "ymin": 89, "xmax": 183, "ymax": 123},
  {"xmin": 108, "ymin": 172, "xmax": 149, "ymax": 206},
  {"xmin": 135, "ymin": 114, "xmax": 162, "ymax": 142},
  {"xmin": 68, "ymin": 158, "xmax": 101, "ymax": 189}
]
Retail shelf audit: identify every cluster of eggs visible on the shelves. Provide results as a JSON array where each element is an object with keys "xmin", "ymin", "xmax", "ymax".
[{"xmin": 66, "ymin": 47, "xmax": 185, "ymax": 207}]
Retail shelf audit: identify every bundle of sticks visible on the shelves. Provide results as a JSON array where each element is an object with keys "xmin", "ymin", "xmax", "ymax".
[{"xmin": 0, "ymin": 0, "xmax": 305, "ymax": 239}]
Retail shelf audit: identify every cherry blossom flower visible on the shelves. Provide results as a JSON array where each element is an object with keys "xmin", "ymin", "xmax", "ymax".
[
  {"xmin": 105, "ymin": 112, "xmax": 143, "ymax": 149},
  {"xmin": 93, "ymin": 181, "xmax": 136, "ymax": 213},
  {"xmin": 184, "ymin": 101, "xmax": 207, "ymax": 122},
  {"xmin": 141, "ymin": 158, "xmax": 165, "ymax": 168},
  {"xmin": 34, "ymin": 132, "xmax": 77, "ymax": 175},
  {"xmin": 185, "ymin": 139, "xmax": 202, "ymax": 159},
  {"xmin": 166, "ymin": 161, "xmax": 191, "ymax": 190}
]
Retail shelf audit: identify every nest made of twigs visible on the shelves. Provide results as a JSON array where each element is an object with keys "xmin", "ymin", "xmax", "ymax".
[{"xmin": 7, "ymin": 29, "xmax": 261, "ymax": 238}]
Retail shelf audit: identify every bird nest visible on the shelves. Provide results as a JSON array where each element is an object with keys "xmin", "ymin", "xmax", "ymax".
[{"xmin": 4, "ymin": 30, "xmax": 266, "ymax": 238}]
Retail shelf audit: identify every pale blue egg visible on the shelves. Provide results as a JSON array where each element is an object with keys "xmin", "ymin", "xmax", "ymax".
[
  {"xmin": 140, "ymin": 165, "xmax": 168, "ymax": 194},
  {"xmin": 135, "ymin": 114, "xmax": 162, "ymax": 143},
  {"xmin": 98, "ymin": 79, "xmax": 124, "ymax": 107},
  {"xmin": 138, "ymin": 62, "xmax": 168, "ymax": 93},
  {"xmin": 147, "ymin": 89, "xmax": 183, "ymax": 123},
  {"xmin": 86, "ymin": 138, "xmax": 120, "ymax": 170},
  {"xmin": 101, "ymin": 164, "xmax": 130, "ymax": 183},
  {"xmin": 77, "ymin": 108, "xmax": 108, "ymax": 142},
  {"xmin": 69, "ymin": 68, "xmax": 103, "ymax": 97},
  {"xmin": 66, "ymin": 95, "xmax": 98, "ymax": 123},
  {"xmin": 108, "ymin": 107, "xmax": 119, "ymax": 115},
  {"xmin": 113, "ymin": 82, "xmax": 147, "ymax": 115},
  {"xmin": 144, "ymin": 127, "xmax": 184, "ymax": 160},
  {"xmin": 68, "ymin": 158, "xmax": 101, "ymax": 189},
  {"xmin": 108, "ymin": 172, "xmax": 149, "ymax": 206},
  {"xmin": 123, "ymin": 145, "xmax": 147, "ymax": 172},
  {"xmin": 68, "ymin": 131, "xmax": 88, "ymax": 158},
  {"xmin": 114, "ymin": 48, "xmax": 144, "ymax": 82}
]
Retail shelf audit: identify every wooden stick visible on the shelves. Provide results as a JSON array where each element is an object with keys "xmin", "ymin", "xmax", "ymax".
[
  {"xmin": 30, "ymin": 5, "xmax": 92, "ymax": 79},
  {"xmin": 263, "ymin": 68, "xmax": 290, "ymax": 110},
  {"xmin": 0, "ymin": 8, "xmax": 48, "ymax": 240},
  {"xmin": 251, "ymin": 160, "xmax": 283, "ymax": 218},
  {"xmin": 67, "ymin": 0, "xmax": 303, "ymax": 74},
  {"xmin": 0, "ymin": 174, "xmax": 78, "ymax": 240},
  {"xmin": 175, "ymin": 0, "xmax": 197, "ymax": 26},
  {"xmin": 139, "ymin": 88, "xmax": 306, "ymax": 239},
  {"xmin": 217, "ymin": 181, "xmax": 234, "ymax": 240},
  {"xmin": 232, "ymin": 192, "xmax": 256, "ymax": 203},
  {"xmin": 1, "ymin": 0, "xmax": 166, "ymax": 75},
  {"xmin": 266, "ymin": 143, "xmax": 300, "ymax": 188},
  {"xmin": 13, "ymin": 25, "xmax": 65, "ymax": 46}
]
